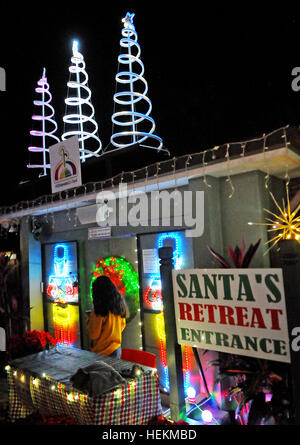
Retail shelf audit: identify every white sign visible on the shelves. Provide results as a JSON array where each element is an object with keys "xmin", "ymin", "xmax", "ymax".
[
  {"xmin": 172, "ymin": 268, "xmax": 291, "ymax": 363},
  {"xmin": 49, "ymin": 136, "xmax": 82, "ymax": 194},
  {"xmin": 143, "ymin": 249, "xmax": 159, "ymax": 274},
  {"xmin": 88, "ymin": 226, "xmax": 111, "ymax": 240}
]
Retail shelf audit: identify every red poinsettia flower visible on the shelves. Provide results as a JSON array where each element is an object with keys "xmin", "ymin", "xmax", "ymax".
[
  {"xmin": 39, "ymin": 330, "xmax": 48, "ymax": 348},
  {"xmin": 7, "ymin": 330, "xmax": 57, "ymax": 359}
]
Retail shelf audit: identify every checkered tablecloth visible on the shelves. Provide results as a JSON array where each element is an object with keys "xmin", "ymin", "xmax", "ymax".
[{"xmin": 7, "ymin": 346, "xmax": 162, "ymax": 425}]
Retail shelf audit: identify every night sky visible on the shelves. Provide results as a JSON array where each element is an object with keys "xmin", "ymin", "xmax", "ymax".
[{"xmin": 1, "ymin": 2, "xmax": 300, "ymax": 206}]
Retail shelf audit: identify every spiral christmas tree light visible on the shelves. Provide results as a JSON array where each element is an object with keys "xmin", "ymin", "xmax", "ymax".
[
  {"xmin": 27, "ymin": 68, "xmax": 60, "ymax": 177},
  {"xmin": 109, "ymin": 12, "xmax": 166, "ymax": 153},
  {"xmin": 62, "ymin": 40, "xmax": 102, "ymax": 162}
]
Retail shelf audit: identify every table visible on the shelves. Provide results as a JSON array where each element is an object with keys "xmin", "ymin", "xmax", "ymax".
[{"xmin": 6, "ymin": 346, "xmax": 162, "ymax": 425}]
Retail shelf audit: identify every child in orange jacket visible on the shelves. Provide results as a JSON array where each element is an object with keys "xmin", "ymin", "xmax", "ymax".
[{"xmin": 87, "ymin": 275, "xmax": 128, "ymax": 358}]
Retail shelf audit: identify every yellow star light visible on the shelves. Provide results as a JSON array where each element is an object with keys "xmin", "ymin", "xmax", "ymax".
[{"xmin": 255, "ymin": 190, "xmax": 300, "ymax": 253}]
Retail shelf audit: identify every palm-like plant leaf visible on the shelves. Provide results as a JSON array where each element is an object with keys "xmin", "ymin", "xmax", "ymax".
[
  {"xmin": 228, "ymin": 245, "xmax": 237, "ymax": 266},
  {"xmin": 209, "ymin": 239, "xmax": 261, "ymax": 269},
  {"xmin": 207, "ymin": 246, "xmax": 231, "ymax": 268},
  {"xmin": 242, "ymin": 239, "xmax": 261, "ymax": 268}
]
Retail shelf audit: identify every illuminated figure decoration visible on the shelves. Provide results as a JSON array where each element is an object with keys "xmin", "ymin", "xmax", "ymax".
[
  {"xmin": 27, "ymin": 68, "xmax": 60, "ymax": 177},
  {"xmin": 52, "ymin": 303, "xmax": 77, "ymax": 346},
  {"xmin": 62, "ymin": 40, "xmax": 102, "ymax": 162},
  {"xmin": 107, "ymin": 12, "xmax": 168, "ymax": 154},
  {"xmin": 46, "ymin": 244, "xmax": 78, "ymax": 303},
  {"xmin": 90, "ymin": 256, "xmax": 139, "ymax": 324},
  {"xmin": 46, "ymin": 244, "xmax": 78, "ymax": 346},
  {"xmin": 143, "ymin": 232, "xmax": 194, "ymax": 396}
]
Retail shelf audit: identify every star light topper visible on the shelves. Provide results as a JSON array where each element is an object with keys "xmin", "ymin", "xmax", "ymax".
[
  {"xmin": 72, "ymin": 40, "xmax": 78, "ymax": 54},
  {"xmin": 122, "ymin": 12, "xmax": 135, "ymax": 30},
  {"xmin": 41, "ymin": 67, "xmax": 46, "ymax": 81},
  {"xmin": 72, "ymin": 40, "xmax": 81, "ymax": 58}
]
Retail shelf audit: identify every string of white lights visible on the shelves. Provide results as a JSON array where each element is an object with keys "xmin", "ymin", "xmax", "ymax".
[
  {"xmin": 0, "ymin": 124, "xmax": 294, "ymax": 220},
  {"xmin": 262, "ymin": 133, "xmax": 270, "ymax": 189},
  {"xmin": 225, "ymin": 143, "xmax": 235, "ymax": 198},
  {"xmin": 172, "ymin": 157, "xmax": 179, "ymax": 191},
  {"xmin": 62, "ymin": 41, "xmax": 102, "ymax": 162},
  {"xmin": 202, "ymin": 150, "xmax": 212, "ymax": 188},
  {"xmin": 282, "ymin": 125, "xmax": 290, "ymax": 190},
  {"xmin": 27, "ymin": 68, "xmax": 60, "ymax": 177}
]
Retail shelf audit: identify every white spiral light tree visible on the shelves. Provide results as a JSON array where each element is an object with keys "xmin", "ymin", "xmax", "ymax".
[
  {"xmin": 110, "ymin": 12, "xmax": 166, "ymax": 153},
  {"xmin": 27, "ymin": 68, "xmax": 60, "ymax": 177},
  {"xmin": 62, "ymin": 41, "xmax": 102, "ymax": 162}
]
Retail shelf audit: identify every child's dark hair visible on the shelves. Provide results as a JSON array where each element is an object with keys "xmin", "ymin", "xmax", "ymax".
[{"xmin": 92, "ymin": 275, "xmax": 127, "ymax": 317}]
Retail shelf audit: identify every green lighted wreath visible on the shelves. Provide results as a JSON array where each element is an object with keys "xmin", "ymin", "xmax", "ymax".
[{"xmin": 90, "ymin": 256, "xmax": 140, "ymax": 323}]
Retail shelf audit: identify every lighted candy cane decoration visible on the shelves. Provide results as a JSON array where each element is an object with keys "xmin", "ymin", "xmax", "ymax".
[
  {"xmin": 110, "ymin": 12, "xmax": 164, "ymax": 151},
  {"xmin": 62, "ymin": 40, "xmax": 102, "ymax": 162},
  {"xmin": 27, "ymin": 68, "xmax": 60, "ymax": 177}
]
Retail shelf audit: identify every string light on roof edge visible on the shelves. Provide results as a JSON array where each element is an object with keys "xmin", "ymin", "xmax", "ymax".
[
  {"xmin": 109, "ymin": 12, "xmax": 167, "ymax": 153},
  {"xmin": 2, "ymin": 124, "xmax": 292, "ymax": 219},
  {"xmin": 27, "ymin": 68, "xmax": 60, "ymax": 177},
  {"xmin": 62, "ymin": 40, "xmax": 102, "ymax": 162}
]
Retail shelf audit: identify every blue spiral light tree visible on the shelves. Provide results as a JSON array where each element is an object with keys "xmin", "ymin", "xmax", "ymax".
[
  {"xmin": 62, "ymin": 41, "xmax": 102, "ymax": 162},
  {"xmin": 27, "ymin": 68, "xmax": 60, "ymax": 177},
  {"xmin": 109, "ymin": 12, "xmax": 167, "ymax": 154}
]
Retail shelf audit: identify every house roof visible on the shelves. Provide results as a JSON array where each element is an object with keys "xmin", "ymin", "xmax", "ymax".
[{"xmin": 1, "ymin": 125, "xmax": 300, "ymax": 221}]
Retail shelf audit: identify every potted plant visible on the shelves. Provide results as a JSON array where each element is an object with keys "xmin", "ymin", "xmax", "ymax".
[
  {"xmin": 7, "ymin": 330, "xmax": 57, "ymax": 360},
  {"xmin": 208, "ymin": 239, "xmax": 291, "ymax": 425}
]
